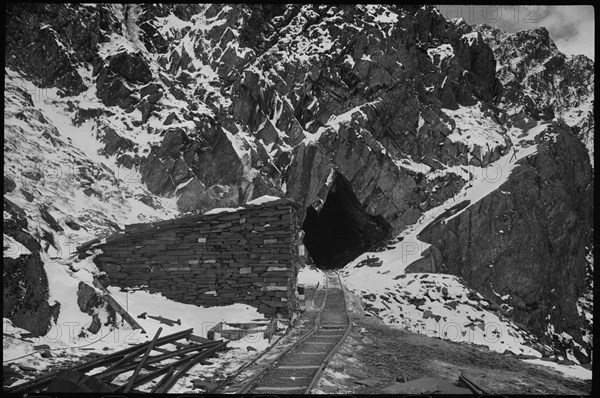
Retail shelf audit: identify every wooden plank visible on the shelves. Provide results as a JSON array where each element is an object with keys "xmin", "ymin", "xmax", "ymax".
[
  {"xmin": 458, "ymin": 373, "xmax": 488, "ymax": 394},
  {"xmin": 254, "ymin": 386, "xmax": 306, "ymax": 392},
  {"xmin": 278, "ymin": 365, "xmax": 320, "ymax": 369},
  {"xmin": 4, "ymin": 330, "xmax": 192, "ymax": 393},
  {"xmin": 76, "ymin": 238, "xmax": 101, "ymax": 252},
  {"xmin": 101, "ymin": 344, "xmax": 148, "ymax": 375},
  {"xmin": 173, "ymin": 341, "xmax": 193, "ymax": 349},
  {"xmin": 92, "ymin": 277, "xmax": 145, "ymax": 332},
  {"xmin": 113, "ymin": 342, "xmax": 225, "ymax": 392},
  {"xmin": 97, "ymin": 340, "xmax": 224, "ymax": 380},
  {"xmin": 154, "ymin": 342, "xmax": 226, "ymax": 393},
  {"xmin": 45, "ymin": 370, "xmax": 113, "ymax": 393},
  {"xmin": 187, "ymin": 334, "xmax": 212, "ymax": 344},
  {"xmin": 150, "ymin": 366, "xmax": 175, "ymax": 393},
  {"xmin": 153, "ymin": 347, "xmax": 188, "ymax": 359},
  {"xmin": 124, "ymin": 327, "xmax": 162, "ymax": 393}
]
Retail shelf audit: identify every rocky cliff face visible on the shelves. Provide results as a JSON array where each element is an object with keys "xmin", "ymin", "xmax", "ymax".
[
  {"xmin": 418, "ymin": 121, "xmax": 593, "ymax": 359},
  {"xmin": 4, "ymin": 4, "xmax": 593, "ymax": 359},
  {"xmin": 5, "ymin": 4, "xmax": 508, "ymax": 224},
  {"xmin": 474, "ymin": 24, "xmax": 594, "ymax": 167}
]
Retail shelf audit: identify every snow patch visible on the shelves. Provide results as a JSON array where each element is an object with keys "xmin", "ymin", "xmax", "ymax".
[{"xmin": 246, "ymin": 195, "xmax": 281, "ymax": 206}]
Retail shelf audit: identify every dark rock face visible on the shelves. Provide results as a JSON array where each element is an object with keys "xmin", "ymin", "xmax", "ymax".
[
  {"xmin": 405, "ymin": 246, "xmax": 442, "ymax": 273},
  {"xmin": 100, "ymin": 127, "xmax": 135, "ymax": 156},
  {"xmin": 95, "ymin": 68, "xmax": 137, "ymax": 109},
  {"xmin": 139, "ymin": 126, "xmax": 245, "ymax": 211},
  {"xmin": 418, "ymin": 123, "xmax": 593, "ymax": 349},
  {"xmin": 4, "ymin": 198, "xmax": 42, "ymax": 254},
  {"xmin": 107, "ymin": 51, "xmax": 153, "ymax": 84},
  {"xmin": 3, "ymin": 253, "xmax": 53, "ymax": 337},
  {"xmin": 286, "ymin": 121, "xmax": 423, "ymax": 235},
  {"xmin": 5, "ymin": 4, "xmax": 117, "ymax": 96},
  {"xmin": 413, "ymin": 7, "xmax": 501, "ymax": 106},
  {"xmin": 39, "ymin": 205, "xmax": 64, "ymax": 232}
]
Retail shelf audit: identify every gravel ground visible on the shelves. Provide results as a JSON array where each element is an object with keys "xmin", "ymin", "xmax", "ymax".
[{"xmin": 314, "ymin": 287, "xmax": 592, "ymax": 395}]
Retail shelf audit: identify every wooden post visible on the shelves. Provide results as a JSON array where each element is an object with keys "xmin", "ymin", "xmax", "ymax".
[{"xmin": 207, "ymin": 322, "xmax": 223, "ymax": 341}]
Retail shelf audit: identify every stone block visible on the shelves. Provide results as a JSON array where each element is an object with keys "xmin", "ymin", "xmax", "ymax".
[
  {"xmin": 102, "ymin": 263, "xmax": 122, "ymax": 273},
  {"xmin": 258, "ymin": 304, "xmax": 277, "ymax": 315},
  {"xmin": 267, "ymin": 266, "xmax": 289, "ymax": 272},
  {"xmin": 262, "ymin": 285, "xmax": 288, "ymax": 292}
]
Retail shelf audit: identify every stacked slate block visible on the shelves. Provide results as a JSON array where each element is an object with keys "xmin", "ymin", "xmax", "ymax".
[{"xmin": 93, "ymin": 199, "xmax": 301, "ymax": 318}]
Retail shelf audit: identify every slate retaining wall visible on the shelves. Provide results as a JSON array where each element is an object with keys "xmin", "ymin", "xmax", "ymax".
[{"xmin": 93, "ymin": 199, "xmax": 302, "ymax": 317}]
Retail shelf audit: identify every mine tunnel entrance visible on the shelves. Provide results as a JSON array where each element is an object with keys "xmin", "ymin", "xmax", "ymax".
[{"xmin": 301, "ymin": 173, "xmax": 392, "ymax": 269}]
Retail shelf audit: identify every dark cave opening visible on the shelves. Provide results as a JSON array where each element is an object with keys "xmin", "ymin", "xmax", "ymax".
[{"xmin": 301, "ymin": 173, "xmax": 392, "ymax": 269}]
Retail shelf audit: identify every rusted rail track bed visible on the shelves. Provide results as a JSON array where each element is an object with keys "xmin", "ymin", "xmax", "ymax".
[{"xmin": 235, "ymin": 271, "xmax": 352, "ymax": 394}]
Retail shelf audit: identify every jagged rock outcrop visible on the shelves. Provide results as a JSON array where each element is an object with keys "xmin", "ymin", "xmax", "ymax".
[
  {"xmin": 5, "ymin": 4, "xmax": 118, "ymax": 96},
  {"xmin": 418, "ymin": 121, "xmax": 593, "ymax": 357},
  {"xmin": 475, "ymin": 24, "xmax": 594, "ymax": 166}
]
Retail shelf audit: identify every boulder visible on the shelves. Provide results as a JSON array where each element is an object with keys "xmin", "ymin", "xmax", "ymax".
[
  {"xmin": 3, "ymin": 252, "xmax": 53, "ymax": 337},
  {"xmin": 77, "ymin": 281, "xmax": 102, "ymax": 314},
  {"xmin": 107, "ymin": 51, "xmax": 153, "ymax": 84}
]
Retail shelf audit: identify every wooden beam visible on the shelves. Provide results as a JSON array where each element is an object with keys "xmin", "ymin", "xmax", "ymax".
[
  {"xmin": 92, "ymin": 277, "xmax": 145, "ymax": 332},
  {"xmin": 186, "ymin": 334, "xmax": 212, "ymax": 344},
  {"xmin": 97, "ymin": 340, "xmax": 224, "ymax": 380},
  {"xmin": 112, "ymin": 342, "xmax": 225, "ymax": 392},
  {"xmin": 123, "ymin": 328, "xmax": 162, "ymax": 393},
  {"xmin": 150, "ymin": 366, "xmax": 175, "ymax": 393},
  {"xmin": 154, "ymin": 343, "xmax": 227, "ymax": 393},
  {"xmin": 6, "ymin": 328, "xmax": 193, "ymax": 393}
]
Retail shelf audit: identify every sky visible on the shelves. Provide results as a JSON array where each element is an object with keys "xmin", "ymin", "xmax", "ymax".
[{"xmin": 436, "ymin": 5, "xmax": 595, "ymax": 60}]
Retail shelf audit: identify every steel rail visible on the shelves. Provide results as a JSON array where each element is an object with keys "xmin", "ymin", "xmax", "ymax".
[
  {"xmin": 304, "ymin": 270, "xmax": 353, "ymax": 393},
  {"xmin": 235, "ymin": 270, "xmax": 353, "ymax": 394},
  {"xmin": 234, "ymin": 273, "xmax": 331, "ymax": 394},
  {"xmin": 207, "ymin": 294, "xmax": 315, "ymax": 393}
]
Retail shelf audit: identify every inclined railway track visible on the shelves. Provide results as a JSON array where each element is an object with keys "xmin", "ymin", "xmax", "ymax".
[{"xmin": 235, "ymin": 271, "xmax": 352, "ymax": 394}]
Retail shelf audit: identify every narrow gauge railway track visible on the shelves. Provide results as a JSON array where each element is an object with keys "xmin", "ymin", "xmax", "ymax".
[{"xmin": 235, "ymin": 271, "xmax": 352, "ymax": 394}]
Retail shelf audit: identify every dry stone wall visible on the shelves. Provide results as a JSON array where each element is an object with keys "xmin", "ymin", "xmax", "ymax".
[{"xmin": 94, "ymin": 199, "xmax": 301, "ymax": 318}]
